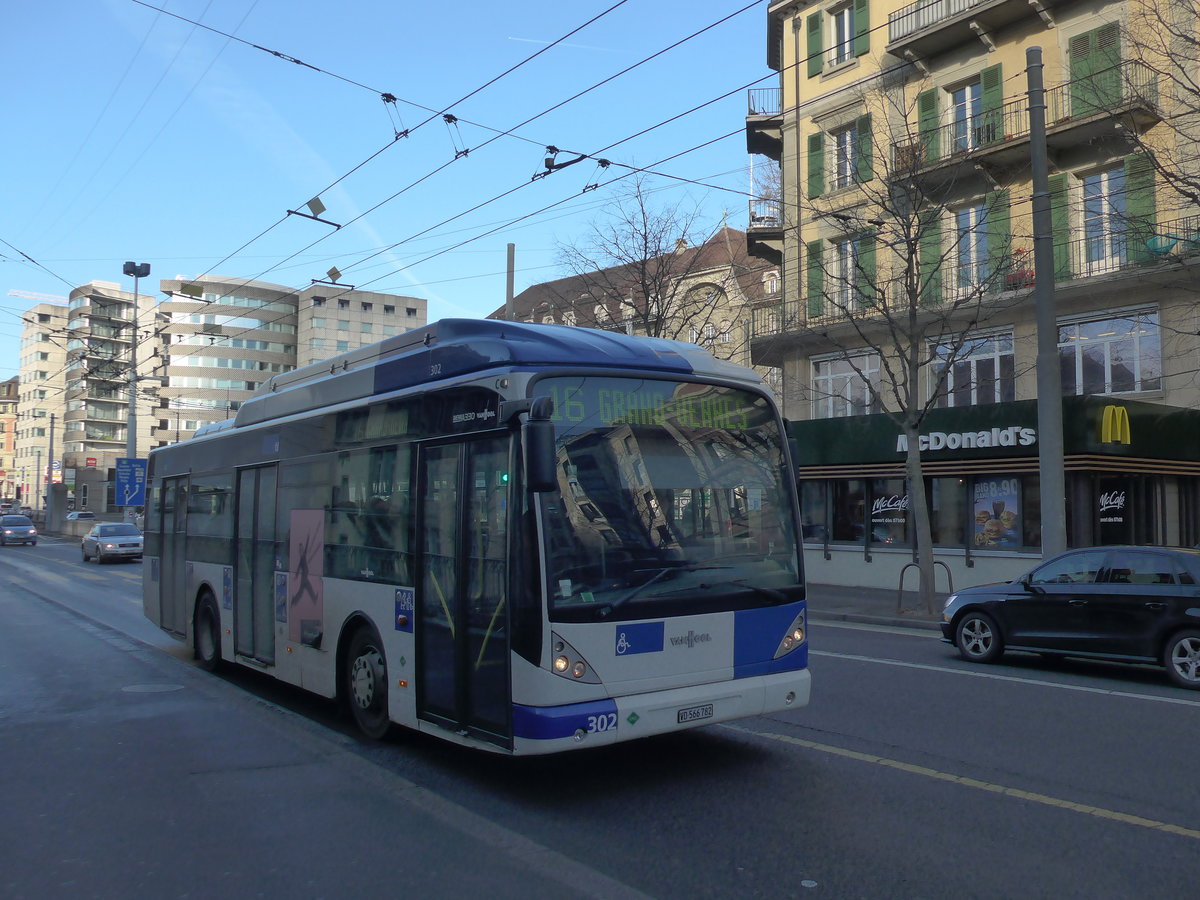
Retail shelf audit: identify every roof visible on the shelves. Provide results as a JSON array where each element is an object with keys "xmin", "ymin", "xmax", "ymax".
[{"xmin": 490, "ymin": 227, "xmax": 776, "ymax": 321}]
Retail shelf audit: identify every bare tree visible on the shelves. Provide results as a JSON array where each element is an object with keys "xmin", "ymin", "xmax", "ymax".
[
  {"xmin": 551, "ymin": 176, "xmax": 772, "ymax": 367},
  {"xmin": 774, "ymin": 78, "xmax": 1035, "ymax": 611}
]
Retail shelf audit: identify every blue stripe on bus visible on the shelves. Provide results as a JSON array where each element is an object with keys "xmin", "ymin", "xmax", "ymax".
[
  {"xmin": 732, "ymin": 602, "xmax": 809, "ymax": 679},
  {"xmin": 512, "ymin": 698, "xmax": 620, "ymax": 741}
]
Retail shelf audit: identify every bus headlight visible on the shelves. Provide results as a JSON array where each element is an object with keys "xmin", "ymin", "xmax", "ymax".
[
  {"xmin": 773, "ymin": 610, "xmax": 808, "ymax": 659},
  {"xmin": 549, "ymin": 632, "xmax": 600, "ymax": 683}
]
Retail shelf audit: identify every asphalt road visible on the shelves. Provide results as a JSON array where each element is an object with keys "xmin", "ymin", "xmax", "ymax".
[{"xmin": 3, "ymin": 536, "xmax": 1199, "ymax": 899}]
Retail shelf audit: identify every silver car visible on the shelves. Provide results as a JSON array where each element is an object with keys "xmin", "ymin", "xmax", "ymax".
[
  {"xmin": 81, "ymin": 523, "xmax": 144, "ymax": 563},
  {"xmin": 0, "ymin": 514, "xmax": 37, "ymax": 546}
]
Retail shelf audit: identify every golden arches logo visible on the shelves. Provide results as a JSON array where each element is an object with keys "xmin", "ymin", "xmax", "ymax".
[{"xmin": 1100, "ymin": 405, "xmax": 1131, "ymax": 445}]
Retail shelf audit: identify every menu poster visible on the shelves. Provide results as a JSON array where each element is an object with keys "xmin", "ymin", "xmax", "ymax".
[{"xmin": 973, "ymin": 478, "xmax": 1020, "ymax": 549}]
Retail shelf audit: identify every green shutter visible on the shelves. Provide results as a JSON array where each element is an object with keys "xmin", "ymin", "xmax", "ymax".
[
  {"xmin": 918, "ymin": 88, "xmax": 940, "ymax": 163},
  {"xmin": 856, "ymin": 115, "xmax": 873, "ymax": 182},
  {"xmin": 856, "ymin": 233, "xmax": 877, "ymax": 307},
  {"xmin": 979, "ymin": 64, "xmax": 1003, "ymax": 145},
  {"xmin": 808, "ymin": 132, "xmax": 825, "ymax": 199},
  {"xmin": 985, "ymin": 190, "xmax": 1011, "ymax": 290},
  {"xmin": 853, "ymin": 0, "xmax": 870, "ymax": 57},
  {"xmin": 1048, "ymin": 173, "xmax": 1071, "ymax": 281},
  {"xmin": 807, "ymin": 240, "xmax": 825, "ymax": 318},
  {"xmin": 807, "ymin": 13, "xmax": 823, "ymax": 78},
  {"xmin": 919, "ymin": 217, "xmax": 943, "ymax": 306},
  {"xmin": 1070, "ymin": 24, "xmax": 1121, "ymax": 115},
  {"xmin": 1125, "ymin": 152, "xmax": 1157, "ymax": 264}
]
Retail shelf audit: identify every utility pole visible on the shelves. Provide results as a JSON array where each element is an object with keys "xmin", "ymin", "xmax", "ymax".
[
  {"xmin": 505, "ymin": 243, "xmax": 516, "ymax": 321},
  {"xmin": 46, "ymin": 414, "xmax": 55, "ymax": 522},
  {"xmin": 1028, "ymin": 47, "xmax": 1067, "ymax": 557}
]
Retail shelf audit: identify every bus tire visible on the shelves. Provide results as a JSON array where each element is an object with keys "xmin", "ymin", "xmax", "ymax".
[
  {"xmin": 345, "ymin": 627, "xmax": 391, "ymax": 740},
  {"xmin": 195, "ymin": 592, "xmax": 222, "ymax": 672}
]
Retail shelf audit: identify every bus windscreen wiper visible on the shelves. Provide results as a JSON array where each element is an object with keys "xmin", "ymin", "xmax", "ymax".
[{"xmin": 595, "ymin": 563, "xmax": 732, "ymax": 618}]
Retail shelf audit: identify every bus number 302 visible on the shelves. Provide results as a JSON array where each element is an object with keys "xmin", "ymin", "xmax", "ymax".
[{"xmin": 586, "ymin": 713, "xmax": 618, "ymax": 733}]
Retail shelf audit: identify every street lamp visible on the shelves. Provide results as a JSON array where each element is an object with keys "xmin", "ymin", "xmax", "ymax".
[{"xmin": 123, "ymin": 261, "xmax": 150, "ymax": 523}]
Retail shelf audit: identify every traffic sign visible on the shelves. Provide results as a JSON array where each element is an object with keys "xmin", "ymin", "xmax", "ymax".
[{"xmin": 115, "ymin": 458, "xmax": 148, "ymax": 507}]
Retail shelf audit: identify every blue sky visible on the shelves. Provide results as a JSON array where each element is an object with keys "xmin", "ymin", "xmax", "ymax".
[{"xmin": 0, "ymin": 0, "xmax": 774, "ymax": 379}]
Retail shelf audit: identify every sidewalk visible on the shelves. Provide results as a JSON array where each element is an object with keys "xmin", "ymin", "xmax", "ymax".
[{"xmin": 805, "ymin": 582, "xmax": 946, "ymax": 631}]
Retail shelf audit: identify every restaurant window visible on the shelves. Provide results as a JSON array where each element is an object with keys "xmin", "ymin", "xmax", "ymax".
[
  {"xmin": 869, "ymin": 478, "xmax": 908, "ymax": 546},
  {"xmin": 831, "ymin": 480, "xmax": 865, "ymax": 541},
  {"xmin": 971, "ymin": 475, "xmax": 1040, "ymax": 550},
  {"xmin": 929, "ymin": 477, "xmax": 966, "ymax": 546},
  {"xmin": 800, "ymin": 481, "xmax": 828, "ymax": 542},
  {"xmin": 1058, "ymin": 309, "xmax": 1161, "ymax": 395}
]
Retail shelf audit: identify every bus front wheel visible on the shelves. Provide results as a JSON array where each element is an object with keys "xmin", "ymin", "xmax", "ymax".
[
  {"xmin": 345, "ymin": 627, "xmax": 391, "ymax": 740},
  {"xmin": 195, "ymin": 592, "xmax": 222, "ymax": 672}
]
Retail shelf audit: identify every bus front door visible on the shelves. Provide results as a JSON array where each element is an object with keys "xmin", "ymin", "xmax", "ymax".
[
  {"xmin": 158, "ymin": 476, "xmax": 188, "ymax": 638},
  {"xmin": 416, "ymin": 437, "xmax": 512, "ymax": 747},
  {"xmin": 235, "ymin": 465, "xmax": 277, "ymax": 666}
]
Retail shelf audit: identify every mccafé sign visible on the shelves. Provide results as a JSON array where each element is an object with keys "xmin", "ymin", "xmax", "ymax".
[{"xmin": 896, "ymin": 425, "xmax": 1037, "ymax": 453}]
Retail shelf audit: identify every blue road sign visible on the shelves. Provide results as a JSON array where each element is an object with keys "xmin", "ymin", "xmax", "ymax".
[{"xmin": 115, "ymin": 458, "xmax": 148, "ymax": 507}]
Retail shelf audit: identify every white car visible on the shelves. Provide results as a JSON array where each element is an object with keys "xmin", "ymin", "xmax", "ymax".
[{"xmin": 81, "ymin": 523, "xmax": 143, "ymax": 563}]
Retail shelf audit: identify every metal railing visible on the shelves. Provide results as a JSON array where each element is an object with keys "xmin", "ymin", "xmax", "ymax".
[
  {"xmin": 892, "ymin": 61, "xmax": 1159, "ymax": 172},
  {"xmin": 749, "ymin": 213, "xmax": 1200, "ymax": 338},
  {"xmin": 748, "ymin": 198, "xmax": 782, "ymax": 228},
  {"xmin": 747, "ymin": 87, "xmax": 781, "ymax": 116},
  {"xmin": 888, "ymin": 0, "xmax": 988, "ymax": 43}
]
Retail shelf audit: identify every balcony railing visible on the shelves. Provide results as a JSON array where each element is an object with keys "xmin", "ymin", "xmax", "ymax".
[
  {"xmin": 748, "ymin": 198, "xmax": 782, "ymax": 228},
  {"xmin": 888, "ymin": 0, "xmax": 989, "ymax": 42},
  {"xmin": 750, "ymin": 213, "xmax": 1200, "ymax": 338},
  {"xmin": 892, "ymin": 61, "xmax": 1158, "ymax": 172},
  {"xmin": 747, "ymin": 87, "xmax": 781, "ymax": 116}
]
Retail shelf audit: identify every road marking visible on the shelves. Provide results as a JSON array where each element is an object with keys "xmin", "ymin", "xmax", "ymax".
[
  {"xmin": 729, "ymin": 726, "xmax": 1200, "ymax": 842},
  {"xmin": 811, "ymin": 649, "xmax": 1200, "ymax": 709}
]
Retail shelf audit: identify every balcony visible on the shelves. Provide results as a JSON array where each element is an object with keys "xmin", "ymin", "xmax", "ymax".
[
  {"xmin": 747, "ymin": 198, "xmax": 784, "ymax": 265},
  {"xmin": 891, "ymin": 62, "xmax": 1160, "ymax": 182},
  {"xmin": 887, "ymin": 0, "xmax": 1062, "ymax": 60},
  {"xmin": 748, "ymin": 212, "xmax": 1200, "ymax": 351},
  {"xmin": 746, "ymin": 87, "xmax": 783, "ymax": 160}
]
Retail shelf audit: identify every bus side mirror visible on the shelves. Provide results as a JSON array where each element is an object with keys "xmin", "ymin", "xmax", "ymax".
[{"xmin": 524, "ymin": 396, "xmax": 557, "ymax": 493}]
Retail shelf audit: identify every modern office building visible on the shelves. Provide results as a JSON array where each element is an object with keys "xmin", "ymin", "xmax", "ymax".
[
  {"xmin": 156, "ymin": 275, "xmax": 428, "ymax": 445},
  {"xmin": 748, "ymin": 0, "xmax": 1200, "ymax": 589}
]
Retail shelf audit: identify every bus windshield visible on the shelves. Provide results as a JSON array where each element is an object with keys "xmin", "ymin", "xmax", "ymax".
[{"xmin": 534, "ymin": 375, "xmax": 800, "ymax": 623}]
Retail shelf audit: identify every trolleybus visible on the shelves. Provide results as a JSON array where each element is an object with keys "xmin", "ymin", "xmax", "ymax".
[{"xmin": 143, "ymin": 319, "xmax": 810, "ymax": 753}]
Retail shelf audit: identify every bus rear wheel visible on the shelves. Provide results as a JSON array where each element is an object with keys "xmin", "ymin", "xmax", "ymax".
[
  {"xmin": 345, "ymin": 627, "xmax": 390, "ymax": 740},
  {"xmin": 195, "ymin": 592, "xmax": 221, "ymax": 672}
]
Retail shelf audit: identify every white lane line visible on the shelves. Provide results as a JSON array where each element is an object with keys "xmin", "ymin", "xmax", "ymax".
[{"xmin": 811, "ymin": 649, "xmax": 1200, "ymax": 708}]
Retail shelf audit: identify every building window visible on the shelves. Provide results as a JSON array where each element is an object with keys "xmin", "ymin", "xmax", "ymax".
[
  {"xmin": 406, "ymin": 307, "xmax": 417, "ymax": 316},
  {"xmin": 338, "ymin": 299, "xmax": 349, "ymax": 309},
  {"xmin": 954, "ymin": 203, "xmax": 989, "ymax": 295},
  {"xmin": 336, "ymin": 340, "xmax": 350, "ymax": 352},
  {"xmin": 311, "ymin": 317, "xmax": 327, "ymax": 329},
  {"xmin": 812, "ymin": 352, "xmax": 879, "ymax": 418},
  {"xmin": 1083, "ymin": 166, "xmax": 1127, "ymax": 274},
  {"xmin": 1059, "ymin": 310, "xmax": 1161, "ymax": 395},
  {"xmin": 337, "ymin": 320, "xmax": 349, "ymax": 331},
  {"xmin": 951, "ymin": 80, "xmax": 983, "ymax": 153},
  {"xmin": 764, "ymin": 270, "xmax": 779, "ymax": 294},
  {"xmin": 312, "ymin": 296, "xmax": 325, "ymax": 307},
  {"xmin": 830, "ymin": 4, "xmax": 855, "ymax": 65},
  {"xmin": 311, "ymin": 338, "xmax": 327, "ymax": 350},
  {"xmin": 361, "ymin": 302, "xmax": 373, "ymax": 312},
  {"xmin": 361, "ymin": 322, "xmax": 372, "ymax": 333},
  {"xmin": 831, "ymin": 238, "xmax": 858, "ymax": 308},
  {"xmin": 931, "ymin": 332, "xmax": 1014, "ymax": 407},
  {"xmin": 832, "ymin": 125, "xmax": 856, "ymax": 190}
]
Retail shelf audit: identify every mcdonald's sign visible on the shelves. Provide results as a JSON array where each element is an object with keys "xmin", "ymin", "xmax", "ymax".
[{"xmin": 1099, "ymin": 405, "xmax": 1132, "ymax": 445}]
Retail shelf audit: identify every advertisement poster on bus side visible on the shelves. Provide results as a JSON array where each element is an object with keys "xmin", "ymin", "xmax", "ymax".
[{"xmin": 289, "ymin": 509, "xmax": 324, "ymax": 645}]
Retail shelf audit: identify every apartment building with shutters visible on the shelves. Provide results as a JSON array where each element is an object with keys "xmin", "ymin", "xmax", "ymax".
[{"xmin": 747, "ymin": 0, "xmax": 1200, "ymax": 589}]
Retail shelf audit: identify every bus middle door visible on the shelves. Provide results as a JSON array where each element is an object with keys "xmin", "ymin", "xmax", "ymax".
[
  {"xmin": 235, "ymin": 464, "xmax": 278, "ymax": 666},
  {"xmin": 415, "ymin": 435, "xmax": 512, "ymax": 747}
]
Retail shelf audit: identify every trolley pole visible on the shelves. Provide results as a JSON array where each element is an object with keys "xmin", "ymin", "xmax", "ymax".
[{"xmin": 1028, "ymin": 47, "xmax": 1067, "ymax": 557}]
